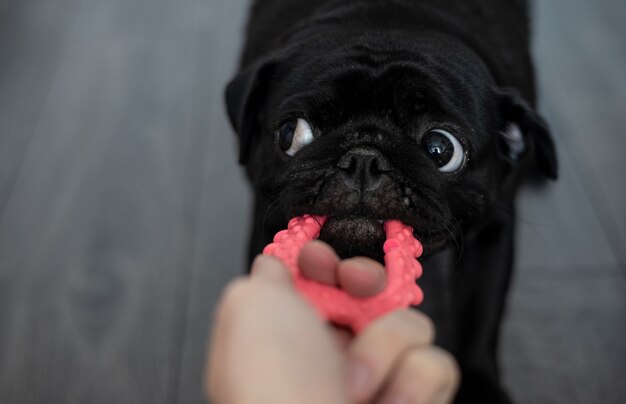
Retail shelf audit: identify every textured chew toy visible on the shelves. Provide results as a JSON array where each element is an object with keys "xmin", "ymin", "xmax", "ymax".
[{"xmin": 263, "ymin": 215, "xmax": 424, "ymax": 332}]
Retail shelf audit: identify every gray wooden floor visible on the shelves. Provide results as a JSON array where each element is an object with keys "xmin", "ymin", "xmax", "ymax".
[{"xmin": 0, "ymin": 0, "xmax": 624, "ymax": 403}]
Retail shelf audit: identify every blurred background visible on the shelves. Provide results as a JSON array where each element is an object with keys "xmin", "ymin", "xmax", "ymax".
[{"xmin": 0, "ymin": 0, "xmax": 624, "ymax": 403}]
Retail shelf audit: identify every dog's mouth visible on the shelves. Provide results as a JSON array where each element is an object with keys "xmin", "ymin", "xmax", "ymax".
[
  {"xmin": 313, "ymin": 213, "xmax": 451, "ymax": 261},
  {"xmin": 317, "ymin": 215, "xmax": 387, "ymax": 262}
]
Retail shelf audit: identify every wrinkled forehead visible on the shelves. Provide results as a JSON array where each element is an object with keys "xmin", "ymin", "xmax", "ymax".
[{"xmin": 271, "ymin": 33, "xmax": 496, "ymax": 129}]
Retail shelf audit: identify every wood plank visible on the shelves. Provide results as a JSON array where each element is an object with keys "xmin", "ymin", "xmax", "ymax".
[
  {"xmin": 514, "ymin": 144, "xmax": 620, "ymax": 272},
  {"xmin": 0, "ymin": 0, "xmax": 77, "ymax": 220},
  {"xmin": 0, "ymin": 0, "xmax": 79, "ymax": 394},
  {"xmin": 531, "ymin": 0, "xmax": 626, "ymax": 265},
  {"xmin": 0, "ymin": 0, "xmax": 212, "ymax": 401},
  {"xmin": 175, "ymin": 0, "xmax": 253, "ymax": 402},
  {"xmin": 502, "ymin": 2, "xmax": 626, "ymax": 402},
  {"xmin": 502, "ymin": 269, "xmax": 626, "ymax": 404}
]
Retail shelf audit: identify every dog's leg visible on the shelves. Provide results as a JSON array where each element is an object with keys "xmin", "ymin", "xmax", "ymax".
[{"xmin": 451, "ymin": 207, "xmax": 516, "ymax": 404}]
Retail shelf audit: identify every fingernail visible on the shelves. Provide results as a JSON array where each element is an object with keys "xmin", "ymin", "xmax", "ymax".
[{"xmin": 346, "ymin": 359, "xmax": 372, "ymax": 400}]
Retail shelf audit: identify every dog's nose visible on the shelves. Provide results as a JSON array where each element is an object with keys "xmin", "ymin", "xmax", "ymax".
[{"xmin": 337, "ymin": 147, "xmax": 392, "ymax": 191}]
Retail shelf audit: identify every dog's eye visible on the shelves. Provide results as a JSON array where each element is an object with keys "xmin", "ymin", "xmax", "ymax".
[
  {"xmin": 276, "ymin": 118, "xmax": 314, "ymax": 156},
  {"xmin": 421, "ymin": 129, "xmax": 465, "ymax": 173}
]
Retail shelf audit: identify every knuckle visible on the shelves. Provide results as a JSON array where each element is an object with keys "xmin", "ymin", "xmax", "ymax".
[
  {"xmin": 377, "ymin": 311, "xmax": 416, "ymax": 340},
  {"xmin": 412, "ymin": 311, "xmax": 435, "ymax": 342},
  {"xmin": 217, "ymin": 277, "xmax": 252, "ymax": 314},
  {"xmin": 365, "ymin": 310, "xmax": 435, "ymax": 350},
  {"xmin": 395, "ymin": 310, "xmax": 435, "ymax": 343},
  {"xmin": 429, "ymin": 347, "xmax": 461, "ymax": 387},
  {"xmin": 223, "ymin": 277, "xmax": 250, "ymax": 300}
]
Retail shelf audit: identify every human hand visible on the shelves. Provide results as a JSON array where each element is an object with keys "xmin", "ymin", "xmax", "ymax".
[
  {"xmin": 206, "ymin": 241, "xmax": 459, "ymax": 404},
  {"xmin": 206, "ymin": 253, "xmax": 347, "ymax": 404},
  {"xmin": 298, "ymin": 241, "xmax": 460, "ymax": 404}
]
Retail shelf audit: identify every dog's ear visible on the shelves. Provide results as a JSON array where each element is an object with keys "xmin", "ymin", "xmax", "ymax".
[
  {"xmin": 225, "ymin": 59, "xmax": 277, "ymax": 164},
  {"xmin": 496, "ymin": 88, "xmax": 558, "ymax": 180}
]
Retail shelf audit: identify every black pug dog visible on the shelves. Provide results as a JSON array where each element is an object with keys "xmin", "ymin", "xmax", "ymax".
[{"xmin": 225, "ymin": 0, "xmax": 557, "ymax": 402}]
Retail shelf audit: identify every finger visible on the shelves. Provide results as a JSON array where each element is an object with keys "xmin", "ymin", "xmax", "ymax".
[
  {"xmin": 337, "ymin": 257, "xmax": 386, "ymax": 297},
  {"xmin": 205, "ymin": 277, "xmax": 250, "ymax": 402},
  {"xmin": 329, "ymin": 324, "xmax": 354, "ymax": 350},
  {"xmin": 298, "ymin": 240, "xmax": 340, "ymax": 285},
  {"xmin": 205, "ymin": 273, "xmax": 347, "ymax": 404},
  {"xmin": 344, "ymin": 310, "xmax": 435, "ymax": 402},
  {"xmin": 378, "ymin": 346, "xmax": 460, "ymax": 404},
  {"xmin": 250, "ymin": 255, "xmax": 292, "ymax": 285}
]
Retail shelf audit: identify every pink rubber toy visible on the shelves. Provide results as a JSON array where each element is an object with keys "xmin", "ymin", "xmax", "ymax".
[{"xmin": 263, "ymin": 215, "xmax": 424, "ymax": 333}]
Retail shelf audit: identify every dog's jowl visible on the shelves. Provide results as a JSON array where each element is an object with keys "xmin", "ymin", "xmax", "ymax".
[{"xmin": 225, "ymin": 1, "xmax": 557, "ymax": 402}]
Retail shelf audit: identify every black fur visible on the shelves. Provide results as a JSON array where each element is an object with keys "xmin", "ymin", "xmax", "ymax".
[{"xmin": 226, "ymin": 1, "xmax": 557, "ymax": 402}]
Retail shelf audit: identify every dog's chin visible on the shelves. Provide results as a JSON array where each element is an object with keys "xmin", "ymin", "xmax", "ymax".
[{"xmin": 318, "ymin": 216, "xmax": 386, "ymax": 262}]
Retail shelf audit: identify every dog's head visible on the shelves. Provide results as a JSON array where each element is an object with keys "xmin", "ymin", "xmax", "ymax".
[{"xmin": 226, "ymin": 32, "xmax": 557, "ymax": 261}]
